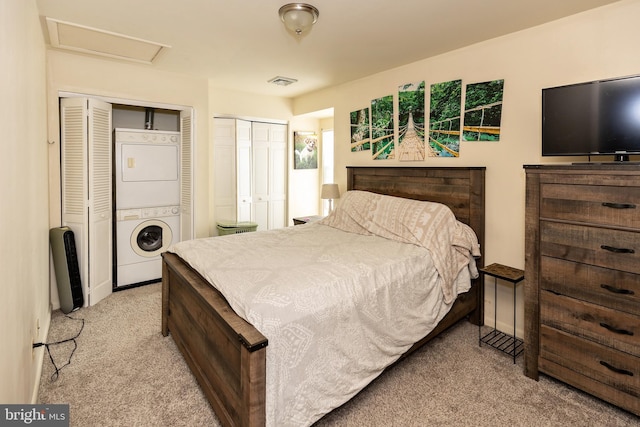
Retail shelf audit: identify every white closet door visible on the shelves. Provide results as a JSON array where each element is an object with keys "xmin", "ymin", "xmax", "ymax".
[
  {"xmin": 213, "ymin": 118, "xmax": 237, "ymax": 224},
  {"xmin": 252, "ymin": 122, "xmax": 287, "ymax": 231},
  {"xmin": 180, "ymin": 109, "xmax": 193, "ymax": 241},
  {"xmin": 60, "ymin": 98, "xmax": 89, "ymax": 305},
  {"xmin": 60, "ymin": 97, "xmax": 112, "ymax": 307},
  {"xmin": 87, "ymin": 98, "xmax": 112, "ymax": 305},
  {"xmin": 236, "ymin": 120, "xmax": 252, "ymax": 222},
  {"xmin": 269, "ymin": 124, "xmax": 287, "ymax": 230},
  {"xmin": 252, "ymin": 126, "xmax": 269, "ymax": 231},
  {"xmin": 213, "ymin": 119, "xmax": 286, "ymax": 233}
]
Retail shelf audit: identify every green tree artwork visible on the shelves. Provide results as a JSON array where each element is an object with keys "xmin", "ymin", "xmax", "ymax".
[
  {"xmin": 398, "ymin": 82, "xmax": 425, "ymax": 161},
  {"xmin": 371, "ymin": 95, "xmax": 395, "ymax": 160},
  {"xmin": 463, "ymin": 79, "xmax": 504, "ymax": 142},
  {"xmin": 429, "ymin": 80, "xmax": 462, "ymax": 157},
  {"xmin": 350, "ymin": 108, "xmax": 370, "ymax": 152}
]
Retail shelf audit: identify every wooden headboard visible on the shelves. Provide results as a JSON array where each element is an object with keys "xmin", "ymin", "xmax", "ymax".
[{"xmin": 346, "ymin": 166, "xmax": 485, "ymax": 253}]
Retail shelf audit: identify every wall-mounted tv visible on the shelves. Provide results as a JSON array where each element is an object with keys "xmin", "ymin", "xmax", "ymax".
[{"xmin": 542, "ymin": 74, "xmax": 640, "ymax": 162}]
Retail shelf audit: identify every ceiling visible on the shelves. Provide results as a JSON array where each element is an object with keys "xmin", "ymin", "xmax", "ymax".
[{"xmin": 35, "ymin": 0, "xmax": 621, "ymax": 99}]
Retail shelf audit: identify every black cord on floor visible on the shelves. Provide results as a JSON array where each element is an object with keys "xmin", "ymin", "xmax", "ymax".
[{"xmin": 33, "ymin": 315, "xmax": 85, "ymax": 381}]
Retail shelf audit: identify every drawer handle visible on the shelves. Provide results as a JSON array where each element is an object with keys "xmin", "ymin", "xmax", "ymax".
[
  {"xmin": 599, "ymin": 322, "xmax": 634, "ymax": 336},
  {"xmin": 600, "ymin": 284, "xmax": 635, "ymax": 295},
  {"xmin": 600, "ymin": 245, "xmax": 635, "ymax": 254},
  {"xmin": 599, "ymin": 361, "xmax": 634, "ymax": 377},
  {"xmin": 602, "ymin": 202, "xmax": 636, "ymax": 209}
]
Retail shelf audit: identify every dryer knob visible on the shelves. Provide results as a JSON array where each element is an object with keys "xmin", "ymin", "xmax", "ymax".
[{"xmin": 171, "ymin": 207, "xmax": 179, "ymax": 214}]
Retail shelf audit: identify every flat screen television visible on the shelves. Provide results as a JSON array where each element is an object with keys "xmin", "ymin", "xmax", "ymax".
[{"xmin": 542, "ymin": 74, "xmax": 640, "ymax": 162}]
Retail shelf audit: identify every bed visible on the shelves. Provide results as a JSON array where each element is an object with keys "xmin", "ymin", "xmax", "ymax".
[{"xmin": 161, "ymin": 166, "xmax": 485, "ymax": 426}]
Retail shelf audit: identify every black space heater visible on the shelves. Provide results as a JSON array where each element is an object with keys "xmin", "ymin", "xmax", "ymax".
[{"xmin": 49, "ymin": 227, "xmax": 84, "ymax": 313}]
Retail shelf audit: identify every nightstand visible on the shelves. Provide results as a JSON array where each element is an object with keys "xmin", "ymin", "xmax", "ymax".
[
  {"xmin": 478, "ymin": 263, "xmax": 525, "ymax": 363},
  {"xmin": 292, "ymin": 215, "xmax": 324, "ymax": 225}
]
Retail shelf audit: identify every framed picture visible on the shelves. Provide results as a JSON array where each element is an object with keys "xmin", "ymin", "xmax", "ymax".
[{"xmin": 294, "ymin": 131, "xmax": 318, "ymax": 169}]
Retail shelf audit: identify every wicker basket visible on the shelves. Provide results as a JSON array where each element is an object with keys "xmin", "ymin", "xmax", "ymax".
[{"xmin": 216, "ymin": 221, "xmax": 258, "ymax": 236}]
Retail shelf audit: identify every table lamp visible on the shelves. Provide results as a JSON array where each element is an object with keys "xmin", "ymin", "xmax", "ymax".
[{"xmin": 321, "ymin": 183, "xmax": 340, "ymax": 213}]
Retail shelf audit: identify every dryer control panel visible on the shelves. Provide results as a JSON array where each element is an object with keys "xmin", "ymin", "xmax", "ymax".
[
  {"xmin": 116, "ymin": 206, "xmax": 180, "ymax": 221},
  {"xmin": 115, "ymin": 128, "xmax": 180, "ymax": 144}
]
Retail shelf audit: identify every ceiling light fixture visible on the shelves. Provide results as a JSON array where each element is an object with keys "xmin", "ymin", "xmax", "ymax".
[{"xmin": 278, "ymin": 3, "xmax": 319, "ymax": 36}]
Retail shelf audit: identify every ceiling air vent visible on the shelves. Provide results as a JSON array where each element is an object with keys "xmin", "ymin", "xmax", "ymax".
[
  {"xmin": 45, "ymin": 17, "xmax": 170, "ymax": 64},
  {"xmin": 268, "ymin": 76, "xmax": 298, "ymax": 86}
]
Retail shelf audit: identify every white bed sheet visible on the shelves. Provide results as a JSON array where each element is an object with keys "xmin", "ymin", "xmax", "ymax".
[{"xmin": 169, "ymin": 221, "xmax": 476, "ymax": 426}]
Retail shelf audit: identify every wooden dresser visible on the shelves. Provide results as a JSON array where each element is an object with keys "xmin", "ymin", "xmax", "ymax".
[{"xmin": 524, "ymin": 164, "xmax": 640, "ymax": 415}]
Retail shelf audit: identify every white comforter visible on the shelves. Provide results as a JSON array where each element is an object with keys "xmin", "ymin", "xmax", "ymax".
[{"xmin": 169, "ymin": 192, "xmax": 480, "ymax": 426}]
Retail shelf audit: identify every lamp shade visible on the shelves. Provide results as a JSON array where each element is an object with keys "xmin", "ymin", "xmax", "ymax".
[{"xmin": 321, "ymin": 183, "xmax": 340, "ymax": 200}]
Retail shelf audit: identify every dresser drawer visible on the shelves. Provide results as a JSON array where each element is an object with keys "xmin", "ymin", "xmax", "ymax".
[
  {"xmin": 539, "ymin": 326, "xmax": 639, "ymax": 415},
  {"xmin": 540, "ymin": 183, "xmax": 640, "ymax": 228},
  {"xmin": 541, "ymin": 291, "xmax": 639, "ymax": 356},
  {"xmin": 541, "ymin": 221, "xmax": 640, "ymax": 274},
  {"xmin": 540, "ymin": 257, "xmax": 640, "ymax": 316}
]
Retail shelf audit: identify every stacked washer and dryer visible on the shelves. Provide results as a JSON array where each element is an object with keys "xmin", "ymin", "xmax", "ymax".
[{"xmin": 114, "ymin": 128, "xmax": 181, "ymax": 289}]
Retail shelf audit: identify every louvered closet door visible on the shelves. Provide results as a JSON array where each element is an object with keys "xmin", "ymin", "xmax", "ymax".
[
  {"xmin": 180, "ymin": 110, "xmax": 193, "ymax": 241},
  {"xmin": 60, "ymin": 98, "xmax": 89, "ymax": 305},
  {"xmin": 87, "ymin": 99, "xmax": 112, "ymax": 304},
  {"xmin": 60, "ymin": 97, "xmax": 112, "ymax": 307}
]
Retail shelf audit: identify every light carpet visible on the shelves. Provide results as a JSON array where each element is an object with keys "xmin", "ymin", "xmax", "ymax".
[{"xmin": 38, "ymin": 283, "xmax": 638, "ymax": 426}]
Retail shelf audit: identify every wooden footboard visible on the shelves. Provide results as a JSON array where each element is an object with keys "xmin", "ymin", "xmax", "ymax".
[
  {"xmin": 162, "ymin": 252, "xmax": 267, "ymax": 427},
  {"xmin": 162, "ymin": 166, "xmax": 485, "ymax": 427}
]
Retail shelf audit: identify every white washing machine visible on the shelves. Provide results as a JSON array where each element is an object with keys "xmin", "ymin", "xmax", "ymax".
[
  {"xmin": 115, "ymin": 206, "xmax": 180, "ymax": 288},
  {"xmin": 114, "ymin": 128, "xmax": 180, "ymax": 209}
]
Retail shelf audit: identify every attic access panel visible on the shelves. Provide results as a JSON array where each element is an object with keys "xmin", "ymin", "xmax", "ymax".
[{"xmin": 46, "ymin": 17, "xmax": 170, "ymax": 64}]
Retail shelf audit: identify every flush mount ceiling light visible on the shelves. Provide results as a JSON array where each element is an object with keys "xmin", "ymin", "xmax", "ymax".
[{"xmin": 278, "ymin": 3, "xmax": 319, "ymax": 36}]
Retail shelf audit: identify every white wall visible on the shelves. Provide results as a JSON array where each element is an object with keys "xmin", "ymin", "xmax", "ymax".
[
  {"xmin": 0, "ymin": 0, "xmax": 50, "ymax": 403},
  {"xmin": 293, "ymin": 0, "xmax": 640, "ymax": 337}
]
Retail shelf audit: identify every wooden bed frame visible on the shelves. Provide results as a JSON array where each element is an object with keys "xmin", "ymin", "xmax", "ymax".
[{"xmin": 161, "ymin": 166, "xmax": 485, "ymax": 427}]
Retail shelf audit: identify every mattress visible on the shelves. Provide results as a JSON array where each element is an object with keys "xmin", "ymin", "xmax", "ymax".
[{"xmin": 169, "ymin": 191, "xmax": 480, "ymax": 426}]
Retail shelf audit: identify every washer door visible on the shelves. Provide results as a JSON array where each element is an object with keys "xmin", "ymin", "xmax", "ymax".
[{"xmin": 130, "ymin": 219, "xmax": 173, "ymax": 258}]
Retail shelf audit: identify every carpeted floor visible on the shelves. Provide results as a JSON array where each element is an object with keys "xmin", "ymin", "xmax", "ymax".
[{"xmin": 38, "ymin": 283, "xmax": 638, "ymax": 426}]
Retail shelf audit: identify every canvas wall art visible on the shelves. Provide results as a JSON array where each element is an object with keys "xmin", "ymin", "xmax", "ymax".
[
  {"xmin": 397, "ymin": 81, "xmax": 425, "ymax": 161},
  {"xmin": 371, "ymin": 95, "xmax": 395, "ymax": 160},
  {"xmin": 294, "ymin": 131, "xmax": 318, "ymax": 169},
  {"xmin": 350, "ymin": 107, "xmax": 371, "ymax": 152},
  {"xmin": 429, "ymin": 79, "xmax": 462, "ymax": 157},
  {"xmin": 463, "ymin": 79, "xmax": 504, "ymax": 141}
]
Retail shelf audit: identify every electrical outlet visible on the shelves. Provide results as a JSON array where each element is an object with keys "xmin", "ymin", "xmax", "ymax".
[{"xmin": 32, "ymin": 318, "xmax": 41, "ymax": 358}]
